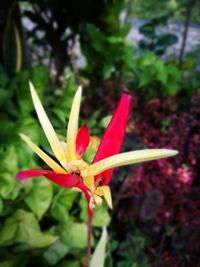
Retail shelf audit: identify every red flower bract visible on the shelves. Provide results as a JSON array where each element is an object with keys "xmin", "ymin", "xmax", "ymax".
[{"xmin": 93, "ymin": 92, "xmax": 131, "ymax": 185}]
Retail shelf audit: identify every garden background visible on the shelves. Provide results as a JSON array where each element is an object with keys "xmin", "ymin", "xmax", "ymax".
[{"xmin": 0, "ymin": 0, "xmax": 200, "ymax": 266}]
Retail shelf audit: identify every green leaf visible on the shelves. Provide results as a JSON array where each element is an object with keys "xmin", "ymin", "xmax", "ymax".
[
  {"xmin": 0, "ymin": 210, "xmax": 57, "ymax": 248},
  {"xmin": 138, "ymin": 67, "xmax": 155, "ymax": 87},
  {"xmin": 103, "ymin": 64, "xmax": 115, "ymax": 80},
  {"xmin": 16, "ymin": 221, "xmax": 57, "ymax": 248},
  {"xmin": 0, "ymin": 89, "xmax": 11, "ymax": 106},
  {"xmin": 0, "ymin": 197, "xmax": 3, "ymax": 215},
  {"xmin": 90, "ymin": 227, "xmax": 107, "ymax": 267},
  {"xmin": 83, "ymin": 148, "xmax": 96, "ymax": 163},
  {"xmin": 86, "ymin": 24, "xmax": 106, "ymax": 52},
  {"xmin": 139, "ymin": 52, "xmax": 156, "ymax": 66},
  {"xmin": 18, "ymin": 117, "xmax": 40, "ymax": 143},
  {"xmin": 99, "ymin": 115, "xmax": 112, "ymax": 129},
  {"xmin": 56, "ymin": 260, "xmax": 80, "ymax": 267},
  {"xmin": 31, "ymin": 65, "xmax": 49, "ymax": 97},
  {"xmin": 50, "ymin": 188, "xmax": 77, "ymax": 222},
  {"xmin": 59, "ymin": 222, "xmax": 87, "ymax": 249},
  {"xmin": 14, "ymin": 65, "xmax": 48, "ymax": 116},
  {"xmin": 0, "ymin": 214, "xmax": 18, "ymax": 246},
  {"xmin": 107, "ymin": 36, "xmax": 123, "ymax": 44},
  {"xmin": 25, "ymin": 177, "xmax": 53, "ymax": 220},
  {"xmin": 93, "ymin": 204, "xmax": 111, "ymax": 227},
  {"xmin": 154, "ymin": 60, "xmax": 167, "ymax": 84},
  {"xmin": 53, "ymin": 73, "xmax": 77, "ymax": 122},
  {"xmin": 3, "ymin": 20, "xmax": 22, "ymax": 73},
  {"xmin": 43, "ymin": 240, "xmax": 69, "ymax": 265},
  {"xmin": 165, "ymin": 65, "xmax": 181, "ymax": 95},
  {"xmin": 0, "ymin": 147, "xmax": 18, "ymax": 199},
  {"xmin": 0, "ymin": 254, "xmax": 28, "ymax": 267}
]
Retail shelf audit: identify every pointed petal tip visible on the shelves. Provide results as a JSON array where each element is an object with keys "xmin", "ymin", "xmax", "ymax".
[
  {"xmin": 84, "ymin": 149, "xmax": 179, "ymax": 178},
  {"xmin": 66, "ymin": 85, "xmax": 82, "ymax": 161},
  {"xmin": 29, "ymin": 80, "xmax": 33, "ymax": 87},
  {"xmin": 29, "ymin": 82, "xmax": 37, "ymax": 99},
  {"xmin": 102, "ymin": 186, "xmax": 113, "ymax": 209},
  {"xmin": 77, "ymin": 85, "xmax": 82, "ymax": 95},
  {"xmin": 163, "ymin": 149, "xmax": 178, "ymax": 156},
  {"xmin": 29, "ymin": 80, "xmax": 35, "ymax": 93},
  {"xmin": 19, "ymin": 132, "xmax": 27, "ymax": 140},
  {"xmin": 122, "ymin": 88, "xmax": 131, "ymax": 96},
  {"xmin": 16, "ymin": 172, "xmax": 23, "ymax": 180},
  {"xmin": 16, "ymin": 169, "xmax": 34, "ymax": 180}
]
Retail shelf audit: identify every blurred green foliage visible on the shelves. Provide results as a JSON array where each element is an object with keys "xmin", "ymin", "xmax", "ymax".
[
  {"xmin": 138, "ymin": 13, "xmax": 178, "ymax": 55},
  {"xmin": 82, "ymin": 23, "xmax": 135, "ymax": 81},
  {"xmin": 132, "ymin": 52, "xmax": 181, "ymax": 96}
]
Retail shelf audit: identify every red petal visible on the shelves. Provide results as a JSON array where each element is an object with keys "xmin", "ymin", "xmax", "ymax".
[
  {"xmin": 17, "ymin": 169, "xmax": 91, "ymax": 202},
  {"xmin": 93, "ymin": 92, "xmax": 131, "ymax": 184},
  {"xmin": 76, "ymin": 125, "xmax": 90, "ymax": 158},
  {"xmin": 17, "ymin": 169, "xmax": 82, "ymax": 188}
]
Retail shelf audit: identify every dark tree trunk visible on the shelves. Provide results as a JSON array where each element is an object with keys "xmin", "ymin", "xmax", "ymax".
[{"xmin": 179, "ymin": 0, "xmax": 197, "ymax": 64}]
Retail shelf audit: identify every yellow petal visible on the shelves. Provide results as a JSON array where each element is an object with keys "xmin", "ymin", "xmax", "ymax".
[
  {"xmin": 20, "ymin": 133, "xmax": 66, "ymax": 174},
  {"xmin": 82, "ymin": 149, "xmax": 178, "ymax": 177},
  {"xmin": 95, "ymin": 186, "xmax": 103, "ymax": 196},
  {"xmin": 29, "ymin": 81, "xmax": 66, "ymax": 163},
  {"xmin": 94, "ymin": 195, "xmax": 103, "ymax": 206},
  {"xmin": 66, "ymin": 86, "xmax": 82, "ymax": 161},
  {"xmin": 100, "ymin": 186, "xmax": 112, "ymax": 209},
  {"xmin": 83, "ymin": 176, "xmax": 95, "ymax": 191}
]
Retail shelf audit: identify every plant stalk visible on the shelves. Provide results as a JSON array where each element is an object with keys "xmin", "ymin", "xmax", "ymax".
[{"xmin": 87, "ymin": 206, "xmax": 93, "ymax": 267}]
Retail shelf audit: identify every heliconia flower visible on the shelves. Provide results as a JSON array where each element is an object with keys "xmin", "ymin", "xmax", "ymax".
[{"xmin": 17, "ymin": 82, "xmax": 178, "ymax": 211}]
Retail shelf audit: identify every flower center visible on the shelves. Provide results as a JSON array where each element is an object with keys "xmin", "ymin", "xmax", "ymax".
[{"xmin": 64, "ymin": 159, "xmax": 89, "ymax": 174}]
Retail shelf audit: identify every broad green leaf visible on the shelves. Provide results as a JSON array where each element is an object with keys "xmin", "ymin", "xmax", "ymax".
[
  {"xmin": 59, "ymin": 222, "xmax": 87, "ymax": 249},
  {"xmin": 165, "ymin": 65, "xmax": 181, "ymax": 95},
  {"xmin": 3, "ymin": 20, "xmax": 22, "ymax": 73},
  {"xmin": 0, "ymin": 147, "xmax": 18, "ymax": 199},
  {"xmin": 53, "ymin": 73, "xmax": 77, "ymax": 123},
  {"xmin": 0, "ymin": 197, "xmax": 3, "ymax": 215},
  {"xmin": 107, "ymin": 36, "xmax": 123, "ymax": 44},
  {"xmin": 139, "ymin": 52, "xmax": 156, "ymax": 66},
  {"xmin": 93, "ymin": 204, "xmax": 111, "ymax": 227},
  {"xmin": 25, "ymin": 177, "xmax": 53, "ymax": 220},
  {"xmin": 43, "ymin": 241, "xmax": 69, "ymax": 265},
  {"xmin": 16, "ymin": 221, "xmax": 57, "ymax": 248},
  {"xmin": 99, "ymin": 115, "xmax": 112, "ymax": 129},
  {"xmin": 154, "ymin": 60, "xmax": 167, "ymax": 84},
  {"xmin": 86, "ymin": 24, "xmax": 105, "ymax": 52},
  {"xmin": 31, "ymin": 65, "xmax": 49, "ymax": 97},
  {"xmin": 0, "ymin": 260, "xmax": 13, "ymax": 267},
  {"xmin": 0, "ymin": 215, "xmax": 18, "ymax": 246},
  {"xmin": 0, "ymin": 89, "xmax": 11, "ymax": 106},
  {"xmin": 18, "ymin": 117, "xmax": 40, "ymax": 144},
  {"xmin": 83, "ymin": 147, "xmax": 96, "ymax": 163},
  {"xmin": 90, "ymin": 227, "xmax": 107, "ymax": 267},
  {"xmin": 103, "ymin": 64, "xmax": 115, "ymax": 80},
  {"xmin": 0, "ymin": 254, "xmax": 28, "ymax": 267},
  {"xmin": 118, "ymin": 23, "xmax": 131, "ymax": 37},
  {"xmin": 138, "ymin": 67, "xmax": 155, "ymax": 87},
  {"xmin": 0, "ymin": 73, "xmax": 8, "ymax": 87},
  {"xmin": 51, "ymin": 188, "xmax": 77, "ymax": 222},
  {"xmin": 14, "ymin": 66, "xmax": 48, "ymax": 116},
  {"xmin": 0, "ymin": 210, "xmax": 57, "ymax": 248},
  {"xmin": 56, "ymin": 260, "xmax": 80, "ymax": 267}
]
